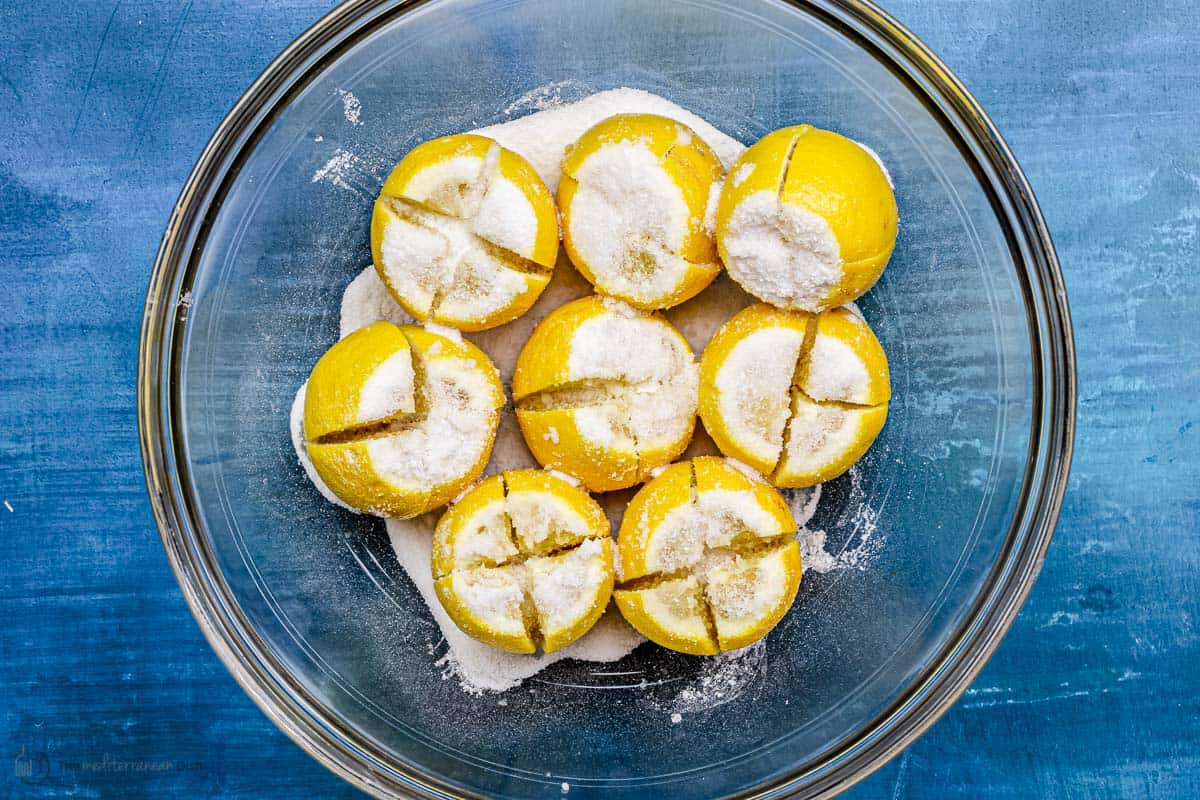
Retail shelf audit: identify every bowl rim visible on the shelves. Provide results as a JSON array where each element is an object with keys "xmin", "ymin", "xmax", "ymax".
[{"xmin": 137, "ymin": 0, "xmax": 1076, "ymax": 797}]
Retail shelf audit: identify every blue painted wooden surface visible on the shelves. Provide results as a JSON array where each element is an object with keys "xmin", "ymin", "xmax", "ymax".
[{"xmin": 1, "ymin": 0, "xmax": 1197, "ymax": 796}]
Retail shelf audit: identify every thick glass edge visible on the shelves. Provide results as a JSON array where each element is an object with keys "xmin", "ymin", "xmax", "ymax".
[{"xmin": 135, "ymin": 0, "xmax": 1077, "ymax": 798}]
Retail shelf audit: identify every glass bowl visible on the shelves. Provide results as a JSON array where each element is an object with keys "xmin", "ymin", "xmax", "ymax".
[{"xmin": 138, "ymin": 0, "xmax": 1075, "ymax": 797}]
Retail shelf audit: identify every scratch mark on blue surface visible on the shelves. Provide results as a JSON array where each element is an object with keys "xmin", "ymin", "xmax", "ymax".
[
  {"xmin": 128, "ymin": 0, "xmax": 193, "ymax": 151},
  {"xmin": 0, "ymin": 67, "xmax": 22, "ymax": 102},
  {"xmin": 72, "ymin": 0, "xmax": 122, "ymax": 136},
  {"xmin": 960, "ymin": 688, "xmax": 1108, "ymax": 710},
  {"xmin": 1039, "ymin": 610, "xmax": 1081, "ymax": 628},
  {"xmin": 890, "ymin": 750, "xmax": 911, "ymax": 800}
]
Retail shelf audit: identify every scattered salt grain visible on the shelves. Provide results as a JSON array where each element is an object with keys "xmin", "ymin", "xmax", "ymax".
[
  {"xmin": 545, "ymin": 468, "xmax": 581, "ymax": 487},
  {"xmin": 730, "ymin": 162, "xmax": 755, "ymax": 187},
  {"xmin": 421, "ymin": 320, "xmax": 464, "ymax": 343},
  {"xmin": 337, "ymin": 89, "xmax": 363, "ymax": 126},
  {"xmin": 311, "ymin": 149, "xmax": 356, "ymax": 190}
]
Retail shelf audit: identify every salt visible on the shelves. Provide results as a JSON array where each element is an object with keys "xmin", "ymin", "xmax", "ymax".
[{"xmin": 291, "ymin": 87, "xmax": 884, "ymax": 693}]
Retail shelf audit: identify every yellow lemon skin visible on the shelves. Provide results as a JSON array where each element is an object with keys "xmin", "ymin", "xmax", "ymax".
[
  {"xmin": 306, "ymin": 438, "xmax": 432, "ymax": 519},
  {"xmin": 773, "ymin": 397, "xmax": 889, "ymax": 488},
  {"xmin": 430, "ymin": 474, "xmax": 511, "ymax": 579},
  {"xmin": 303, "ymin": 322, "xmax": 503, "ymax": 518},
  {"xmin": 615, "ymin": 461, "xmax": 694, "ymax": 582},
  {"xmin": 532, "ymin": 538, "xmax": 615, "ymax": 654},
  {"xmin": 303, "ymin": 321, "xmax": 415, "ymax": 442},
  {"xmin": 691, "ymin": 455, "xmax": 795, "ymax": 534},
  {"xmin": 370, "ymin": 133, "xmax": 559, "ymax": 331},
  {"xmin": 706, "ymin": 542, "xmax": 803, "ymax": 651},
  {"xmin": 716, "ymin": 125, "xmax": 897, "ymax": 311},
  {"xmin": 434, "ymin": 569, "xmax": 537, "ymax": 654},
  {"xmin": 614, "ymin": 577, "xmax": 719, "ymax": 657},
  {"xmin": 780, "ymin": 128, "xmax": 897, "ymax": 303},
  {"xmin": 502, "ymin": 468, "xmax": 610, "ymax": 552},
  {"xmin": 559, "ymin": 114, "xmax": 724, "ymax": 310},
  {"xmin": 800, "ymin": 307, "xmax": 891, "ymax": 406},
  {"xmin": 511, "ymin": 296, "xmax": 609, "ymax": 401},
  {"xmin": 698, "ymin": 304, "xmax": 812, "ymax": 476},
  {"xmin": 515, "ymin": 406, "xmax": 640, "ymax": 494}
]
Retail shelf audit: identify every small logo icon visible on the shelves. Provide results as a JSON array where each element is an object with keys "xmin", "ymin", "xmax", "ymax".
[
  {"xmin": 13, "ymin": 746, "xmax": 32, "ymax": 778},
  {"xmin": 12, "ymin": 745, "xmax": 50, "ymax": 783}
]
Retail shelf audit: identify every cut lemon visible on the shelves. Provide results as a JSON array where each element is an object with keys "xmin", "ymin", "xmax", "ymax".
[
  {"xmin": 371, "ymin": 133, "xmax": 559, "ymax": 331},
  {"xmin": 432, "ymin": 469, "xmax": 613, "ymax": 654},
  {"xmin": 303, "ymin": 321, "xmax": 504, "ymax": 518},
  {"xmin": 698, "ymin": 303, "xmax": 890, "ymax": 488},
  {"xmin": 512, "ymin": 296, "xmax": 698, "ymax": 492},
  {"xmin": 613, "ymin": 457, "xmax": 800, "ymax": 654},
  {"xmin": 559, "ymin": 114, "xmax": 723, "ymax": 310},
  {"xmin": 715, "ymin": 125, "xmax": 897, "ymax": 312}
]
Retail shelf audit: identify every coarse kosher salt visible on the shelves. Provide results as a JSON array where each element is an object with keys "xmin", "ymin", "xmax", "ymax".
[{"xmin": 721, "ymin": 189, "xmax": 842, "ymax": 312}]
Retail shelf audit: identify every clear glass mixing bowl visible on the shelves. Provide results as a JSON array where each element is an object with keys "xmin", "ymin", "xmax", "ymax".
[{"xmin": 138, "ymin": 0, "xmax": 1075, "ymax": 797}]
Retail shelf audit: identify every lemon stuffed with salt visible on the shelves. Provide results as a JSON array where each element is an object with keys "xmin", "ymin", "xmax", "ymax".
[
  {"xmin": 613, "ymin": 457, "xmax": 801, "ymax": 654},
  {"xmin": 512, "ymin": 295, "xmax": 698, "ymax": 492},
  {"xmin": 432, "ymin": 470, "xmax": 614, "ymax": 654},
  {"xmin": 715, "ymin": 125, "xmax": 897, "ymax": 312},
  {"xmin": 559, "ymin": 114, "xmax": 724, "ymax": 310},
  {"xmin": 371, "ymin": 133, "xmax": 559, "ymax": 331},
  {"xmin": 698, "ymin": 303, "xmax": 889, "ymax": 487},
  {"xmin": 303, "ymin": 321, "xmax": 504, "ymax": 518}
]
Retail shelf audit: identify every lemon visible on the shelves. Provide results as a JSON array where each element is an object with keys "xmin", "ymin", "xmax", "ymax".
[
  {"xmin": 303, "ymin": 321, "xmax": 504, "ymax": 518},
  {"xmin": 612, "ymin": 457, "xmax": 801, "ymax": 654},
  {"xmin": 432, "ymin": 469, "xmax": 613, "ymax": 654},
  {"xmin": 371, "ymin": 133, "xmax": 559, "ymax": 331},
  {"xmin": 512, "ymin": 296, "xmax": 698, "ymax": 492},
  {"xmin": 698, "ymin": 303, "xmax": 890, "ymax": 488},
  {"xmin": 715, "ymin": 125, "xmax": 897, "ymax": 312},
  {"xmin": 559, "ymin": 114, "xmax": 723, "ymax": 310}
]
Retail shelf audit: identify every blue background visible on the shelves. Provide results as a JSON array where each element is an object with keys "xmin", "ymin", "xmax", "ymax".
[{"xmin": 1, "ymin": 0, "xmax": 1197, "ymax": 797}]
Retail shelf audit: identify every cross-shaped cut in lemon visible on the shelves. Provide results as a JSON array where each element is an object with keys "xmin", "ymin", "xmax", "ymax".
[
  {"xmin": 715, "ymin": 125, "xmax": 897, "ymax": 312},
  {"xmin": 613, "ymin": 457, "xmax": 801, "ymax": 655},
  {"xmin": 302, "ymin": 321, "xmax": 505, "ymax": 518},
  {"xmin": 698, "ymin": 303, "xmax": 890, "ymax": 488},
  {"xmin": 370, "ymin": 133, "xmax": 560, "ymax": 331},
  {"xmin": 511, "ymin": 296, "xmax": 699, "ymax": 492},
  {"xmin": 558, "ymin": 114, "xmax": 724, "ymax": 310},
  {"xmin": 432, "ymin": 470, "xmax": 614, "ymax": 654}
]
